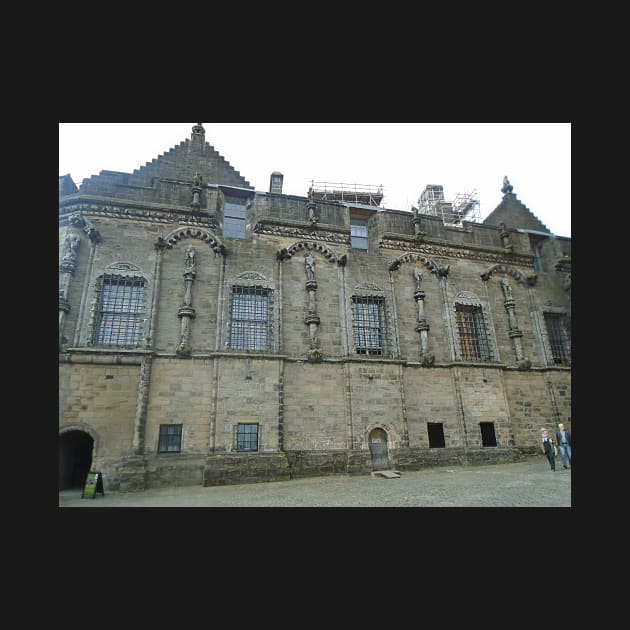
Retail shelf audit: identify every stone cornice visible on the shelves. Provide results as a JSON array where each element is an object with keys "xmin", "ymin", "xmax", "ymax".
[
  {"xmin": 255, "ymin": 219, "xmax": 350, "ymax": 245},
  {"xmin": 59, "ymin": 201, "xmax": 217, "ymax": 228},
  {"xmin": 379, "ymin": 234, "xmax": 533, "ymax": 267}
]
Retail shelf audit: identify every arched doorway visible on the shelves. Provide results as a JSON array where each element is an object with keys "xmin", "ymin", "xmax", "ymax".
[
  {"xmin": 369, "ymin": 428, "xmax": 390, "ymax": 470},
  {"xmin": 59, "ymin": 430, "xmax": 94, "ymax": 489}
]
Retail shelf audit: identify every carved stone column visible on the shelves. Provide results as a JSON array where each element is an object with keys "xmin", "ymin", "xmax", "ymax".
[
  {"xmin": 500, "ymin": 277, "xmax": 530, "ymax": 369},
  {"xmin": 303, "ymin": 253, "xmax": 322, "ymax": 361},
  {"xmin": 132, "ymin": 354, "xmax": 153, "ymax": 454},
  {"xmin": 412, "ymin": 267, "xmax": 433, "ymax": 365},
  {"xmin": 59, "ymin": 232, "xmax": 81, "ymax": 347},
  {"xmin": 177, "ymin": 245, "xmax": 197, "ymax": 356}
]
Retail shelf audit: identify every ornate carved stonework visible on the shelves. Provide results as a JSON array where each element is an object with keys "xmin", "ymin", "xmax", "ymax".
[{"xmin": 255, "ymin": 220, "xmax": 350, "ymax": 245}]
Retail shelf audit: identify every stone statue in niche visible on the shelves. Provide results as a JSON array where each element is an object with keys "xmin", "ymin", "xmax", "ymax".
[
  {"xmin": 62, "ymin": 233, "xmax": 80, "ymax": 264},
  {"xmin": 185, "ymin": 245, "xmax": 196, "ymax": 270},
  {"xmin": 305, "ymin": 253, "xmax": 315, "ymax": 281},
  {"xmin": 500, "ymin": 277, "xmax": 513, "ymax": 300},
  {"xmin": 413, "ymin": 267, "xmax": 423, "ymax": 290}
]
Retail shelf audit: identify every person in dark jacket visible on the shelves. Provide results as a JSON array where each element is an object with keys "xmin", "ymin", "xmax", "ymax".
[
  {"xmin": 541, "ymin": 428, "xmax": 556, "ymax": 471},
  {"xmin": 555, "ymin": 423, "xmax": 572, "ymax": 469}
]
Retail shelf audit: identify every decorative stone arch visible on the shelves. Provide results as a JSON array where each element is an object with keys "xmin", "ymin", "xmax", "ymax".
[
  {"xmin": 480, "ymin": 263, "xmax": 533, "ymax": 285},
  {"xmin": 160, "ymin": 225, "xmax": 226, "ymax": 256},
  {"xmin": 365, "ymin": 423, "xmax": 400, "ymax": 470},
  {"xmin": 276, "ymin": 240, "xmax": 345, "ymax": 265},
  {"xmin": 229, "ymin": 271, "xmax": 275, "ymax": 291},
  {"xmin": 454, "ymin": 290, "xmax": 483, "ymax": 307},
  {"xmin": 352, "ymin": 281, "xmax": 385, "ymax": 297},
  {"xmin": 365, "ymin": 422, "xmax": 399, "ymax": 448},
  {"xmin": 103, "ymin": 260, "xmax": 148, "ymax": 279},
  {"xmin": 387, "ymin": 252, "xmax": 448, "ymax": 276}
]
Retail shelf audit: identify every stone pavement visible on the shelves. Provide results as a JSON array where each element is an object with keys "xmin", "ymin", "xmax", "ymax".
[{"xmin": 58, "ymin": 455, "xmax": 571, "ymax": 508}]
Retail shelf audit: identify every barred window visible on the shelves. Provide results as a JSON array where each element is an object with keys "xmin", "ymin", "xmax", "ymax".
[
  {"xmin": 352, "ymin": 296, "xmax": 384, "ymax": 355},
  {"xmin": 544, "ymin": 312, "xmax": 571, "ymax": 365},
  {"xmin": 158, "ymin": 424, "xmax": 182, "ymax": 453},
  {"xmin": 230, "ymin": 286, "xmax": 270, "ymax": 350},
  {"xmin": 455, "ymin": 304, "xmax": 492, "ymax": 362},
  {"xmin": 237, "ymin": 423, "xmax": 259, "ymax": 452},
  {"xmin": 94, "ymin": 275, "xmax": 145, "ymax": 346},
  {"xmin": 224, "ymin": 196, "xmax": 247, "ymax": 239}
]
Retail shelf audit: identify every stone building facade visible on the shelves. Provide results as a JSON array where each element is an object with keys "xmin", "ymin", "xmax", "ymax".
[{"xmin": 58, "ymin": 123, "xmax": 571, "ymax": 491}]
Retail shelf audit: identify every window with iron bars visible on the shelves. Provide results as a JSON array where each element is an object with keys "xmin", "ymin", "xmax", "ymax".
[
  {"xmin": 236, "ymin": 423, "xmax": 259, "ymax": 452},
  {"xmin": 352, "ymin": 296, "xmax": 384, "ymax": 355},
  {"xmin": 93, "ymin": 275, "xmax": 145, "ymax": 347},
  {"xmin": 158, "ymin": 424, "xmax": 182, "ymax": 453},
  {"xmin": 230, "ymin": 286, "xmax": 270, "ymax": 351},
  {"xmin": 455, "ymin": 304, "xmax": 492, "ymax": 362},
  {"xmin": 543, "ymin": 312, "xmax": 571, "ymax": 365}
]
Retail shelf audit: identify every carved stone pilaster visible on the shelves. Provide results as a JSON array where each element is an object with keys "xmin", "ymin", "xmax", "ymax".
[
  {"xmin": 500, "ymin": 277, "xmax": 528, "ymax": 365},
  {"xmin": 176, "ymin": 245, "xmax": 197, "ymax": 356},
  {"xmin": 304, "ymin": 253, "xmax": 321, "ymax": 358}
]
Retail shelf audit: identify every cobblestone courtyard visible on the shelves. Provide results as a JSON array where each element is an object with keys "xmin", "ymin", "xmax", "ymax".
[{"xmin": 58, "ymin": 455, "xmax": 571, "ymax": 508}]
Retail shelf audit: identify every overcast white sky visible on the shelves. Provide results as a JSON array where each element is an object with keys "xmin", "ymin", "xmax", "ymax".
[{"xmin": 59, "ymin": 122, "xmax": 571, "ymax": 237}]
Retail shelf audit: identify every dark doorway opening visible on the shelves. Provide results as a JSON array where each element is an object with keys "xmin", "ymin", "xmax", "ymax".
[
  {"xmin": 59, "ymin": 431, "xmax": 94, "ymax": 489},
  {"xmin": 479, "ymin": 422, "xmax": 497, "ymax": 447}
]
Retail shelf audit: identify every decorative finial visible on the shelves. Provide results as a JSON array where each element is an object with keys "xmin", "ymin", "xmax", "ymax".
[
  {"xmin": 192, "ymin": 122, "xmax": 205, "ymax": 136},
  {"xmin": 501, "ymin": 176, "xmax": 513, "ymax": 195}
]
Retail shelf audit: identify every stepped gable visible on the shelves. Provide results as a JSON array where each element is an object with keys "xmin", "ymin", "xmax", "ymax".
[
  {"xmin": 483, "ymin": 176, "xmax": 551, "ymax": 234},
  {"xmin": 72, "ymin": 123, "xmax": 253, "ymax": 203},
  {"xmin": 58, "ymin": 174, "xmax": 78, "ymax": 199}
]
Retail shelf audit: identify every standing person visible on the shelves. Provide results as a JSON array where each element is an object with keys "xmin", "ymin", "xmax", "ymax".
[
  {"xmin": 541, "ymin": 428, "xmax": 556, "ymax": 471},
  {"xmin": 556, "ymin": 423, "xmax": 572, "ymax": 469}
]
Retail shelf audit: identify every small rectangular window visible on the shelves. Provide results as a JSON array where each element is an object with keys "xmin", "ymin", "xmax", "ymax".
[
  {"xmin": 158, "ymin": 424, "xmax": 182, "ymax": 453},
  {"xmin": 237, "ymin": 423, "xmax": 259, "ymax": 452},
  {"xmin": 427, "ymin": 422, "xmax": 446, "ymax": 448},
  {"xmin": 230, "ymin": 286, "xmax": 270, "ymax": 350},
  {"xmin": 352, "ymin": 296, "xmax": 383, "ymax": 355},
  {"xmin": 479, "ymin": 422, "xmax": 497, "ymax": 447},
  {"xmin": 544, "ymin": 312, "xmax": 571, "ymax": 365}
]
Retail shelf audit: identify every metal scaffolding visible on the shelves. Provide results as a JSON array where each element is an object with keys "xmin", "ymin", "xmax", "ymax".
[
  {"xmin": 417, "ymin": 184, "xmax": 480, "ymax": 226},
  {"xmin": 308, "ymin": 181, "xmax": 384, "ymax": 207}
]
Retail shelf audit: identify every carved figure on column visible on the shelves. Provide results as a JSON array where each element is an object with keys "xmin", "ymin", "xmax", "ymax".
[
  {"xmin": 500, "ymin": 277, "xmax": 513, "ymax": 301},
  {"xmin": 413, "ymin": 267, "xmax": 423, "ymax": 290},
  {"xmin": 185, "ymin": 244, "xmax": 196, "ymax": 271},
  {"xmin": 305, "ymin": 253, "xmax": 316, "ymax": 281},
  {"xmin": 191, "ymin": 172, "xmax": 203, "ymax": 208},
  {"xmin": 62, "ymin": 233, "xmax": 80, "ymax": 264}
]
